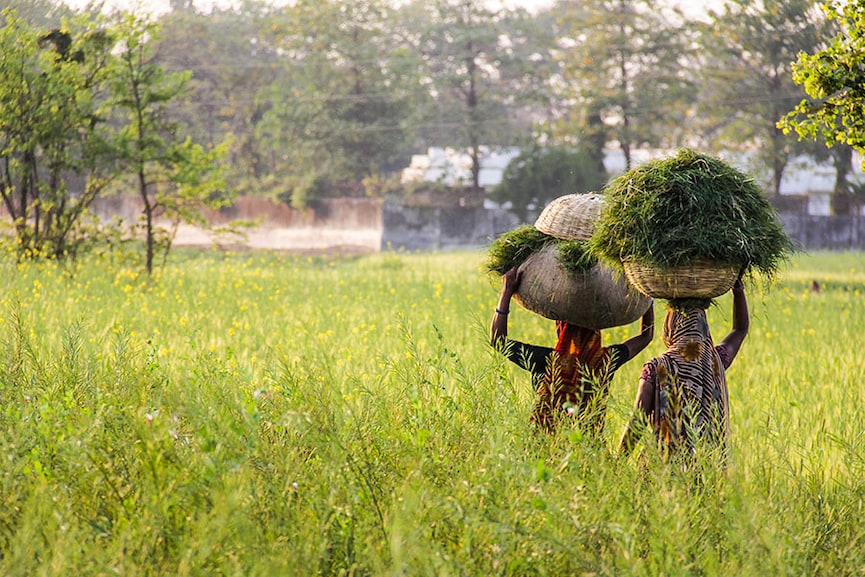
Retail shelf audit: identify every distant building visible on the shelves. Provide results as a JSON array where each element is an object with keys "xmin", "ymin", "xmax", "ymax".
[
  {"xmin": 401, "ymin": 147, "xmax": 522, "ymax": 189},
  {"xmin": 402, "ymin": 146, "xmax": 865, "ymax": 215}
]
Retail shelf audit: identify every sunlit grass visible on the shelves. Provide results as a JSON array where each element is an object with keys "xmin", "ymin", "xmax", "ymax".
[{"xmin": 0, "ymin": 248, "xmax": 863, "ymax": 575}]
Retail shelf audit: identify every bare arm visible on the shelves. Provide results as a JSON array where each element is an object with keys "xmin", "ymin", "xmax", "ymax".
[
  {"xmin": 718, "ymin": 276, "xmax": 749, "ymax": 363},
  {"xmin": 490, "ymin": 268, "xmax": 521, "ymax": 347},
  {"xmin": 618, "ymin": 301, "xmax": 655, "ymax": 362}
]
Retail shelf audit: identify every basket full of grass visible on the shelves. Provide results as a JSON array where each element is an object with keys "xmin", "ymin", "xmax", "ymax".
[
  {"xmin": 486, "ymin": 225, "xmax": 651, "ymax": 329},
  {"xmin": 623, "ymin": 259, "xmax": 740, "ymax": 299},
  {"xmin": 589, "ymin": 148, "xmax": 795, "ymax": 299}
]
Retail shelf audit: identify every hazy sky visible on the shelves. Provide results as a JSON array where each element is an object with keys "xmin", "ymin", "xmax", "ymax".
[
  {"xmin": 502, "ymin": 0, "xmax": 727, "ymax": 18},
  {"xmin": 78, "ymin": 0, "xmax": 726, "ymax": 19}
]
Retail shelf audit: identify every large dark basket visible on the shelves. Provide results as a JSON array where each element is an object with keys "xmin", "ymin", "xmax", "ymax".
[{"xmin": 513, "ymin": 244, "xmax": 652, "ymax": 329}]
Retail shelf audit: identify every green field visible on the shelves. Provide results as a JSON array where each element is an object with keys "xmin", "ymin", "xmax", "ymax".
[{"xmin": 1, "ymin": 248, "xmax": 864, "ymax": 576}]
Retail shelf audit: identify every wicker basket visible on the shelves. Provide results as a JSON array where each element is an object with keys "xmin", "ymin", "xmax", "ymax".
[
  {"xmin": 623, "ymin": 260, "xmax": 740, "ymax": 299},
  {"xmin": 513, "ymin": 244, "xmax": 652, "ymax": 329},
  {"xmin": 534, "ymin": 193, "xmax": 604, "ymax": 241}
]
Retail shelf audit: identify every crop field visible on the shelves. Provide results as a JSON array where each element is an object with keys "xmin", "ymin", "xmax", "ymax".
[{"xmin": 0, "ymin": 248, "xmax": 864, "ymax": 576}]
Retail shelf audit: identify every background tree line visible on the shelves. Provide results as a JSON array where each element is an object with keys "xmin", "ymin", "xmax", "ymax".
[{"xmin": 3, "ymin": 0, "xmax": 865, "ymax": 270}]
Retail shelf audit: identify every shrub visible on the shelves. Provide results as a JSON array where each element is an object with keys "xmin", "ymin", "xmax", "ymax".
[{"xmin": 491, "ymin": 144, "xmax": 607, "ymax": 220}]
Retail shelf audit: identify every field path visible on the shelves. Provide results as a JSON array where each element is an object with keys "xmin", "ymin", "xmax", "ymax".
[{"xmin": 171, "ymin": 222, "xmax": 382, "ymax": 255}]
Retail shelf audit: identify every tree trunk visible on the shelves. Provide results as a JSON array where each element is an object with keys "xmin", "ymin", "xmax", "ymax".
[
  {"xmin": 830, "ymin": 145, "xmax": 854, "ymax": 216},
  {"xmin": 466, "ymin": 42, "xmax": 481, "ymax": 193},
  {"xmin": 617, "ymin": 0, "xmax": 631, "ymax": 172},
  {"xmin": 585, "ymin": 107, "xmax": 607, "ymax": 176},
  {"xmin": 139, "ymin": 168, "xmax": 154, "ymax": 275}
]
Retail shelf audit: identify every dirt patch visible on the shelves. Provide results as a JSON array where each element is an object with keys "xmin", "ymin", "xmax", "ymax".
[{"xmin": 172, "ymin": 223, "xmax": 382, "ymax": 256}]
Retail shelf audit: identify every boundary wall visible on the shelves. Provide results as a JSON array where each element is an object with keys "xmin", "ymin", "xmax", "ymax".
[
  {"xmin": 5, "ymin": 196, "xmax": 865, "ymax": 252},
  {"xmin": 383, "ymin": 205, "xmax": 865, "ymax": 252}
]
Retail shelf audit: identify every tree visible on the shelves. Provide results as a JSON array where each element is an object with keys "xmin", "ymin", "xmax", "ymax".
[
  {"xmin": 108, "ymin": 13, "xmax": 230, "ymax": 274},
  {"xmin": 0, "ymin": 9, "xmax": 115, "ymax": 260},
  {"xmin": 156, "ymin": 1, "xmax": 282, "ymax": 192},
  {"xmin": 696, "ymin": 0, "xmax": 833, "ymax": 195},
  {"xmin": 259, "ymin": 0, "xmax": 418, "ymax": 207},
  {"xmin": 491, "ymin": 143, "xmax": 608, "ymax": 221},
  {"xmin": 778, "ymin": 0, "xmax": 865, "ymax": 214},
  {"xmin": 550, "ymin": 0, "xmax": 696, "ymax": 171},
  {"xmin": 408, "ymin": 0, "xmax": 538, "ymax": 193}
]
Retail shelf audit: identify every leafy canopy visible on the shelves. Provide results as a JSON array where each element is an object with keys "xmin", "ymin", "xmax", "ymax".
[
  {"xmin": 491, "ymin": 144, "xmax": 607, "ymax": 221},
  {"xmin": 778, "ymin": 0, "xmax": 865, "ymax": 167}
]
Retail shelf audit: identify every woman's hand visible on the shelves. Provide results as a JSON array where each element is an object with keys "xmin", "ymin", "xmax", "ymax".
[
  {"xmin": 621, "ymin": 299, "xmax": 655, "ymax": 361},
  {"xmin": 733, "ymin": 267, "xmax": 746, "ymax": 293},
  {"xmin": 720, "ymin": 269, "xmax": 749, "ymax": 363},
  {"xmin": 491, "ymin": 268, "xmax": 521, "ymax": 346},
  {"xmin": 502, "ymin": 267, "xmax": 522, "ymax": 297},
  {"xmin": 732, "ymin": 275, "xmax": 744, "ymax": 293},
  {"xmin": 641, "ymin": 300, "xmax": 655, "ymax": 328}
]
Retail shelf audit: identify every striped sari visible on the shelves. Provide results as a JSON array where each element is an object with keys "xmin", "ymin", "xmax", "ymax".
[{"xmin": 645, "ymin": 306, "xmax": 732, "ymax": 457}]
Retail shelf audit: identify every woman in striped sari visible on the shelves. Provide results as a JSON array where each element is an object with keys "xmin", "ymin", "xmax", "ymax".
[
  {"xmin": 619, "ymin": 277, "xmax": 749, "ymax": 460},
  {"xmin": 491, "ymin": 267, "xmax": 655, "ymax": 434}
]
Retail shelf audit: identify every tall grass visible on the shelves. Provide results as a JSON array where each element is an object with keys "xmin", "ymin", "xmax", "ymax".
[{"xmin": 0, "ymin": 248, "xmax": 863, "ymax": 575}]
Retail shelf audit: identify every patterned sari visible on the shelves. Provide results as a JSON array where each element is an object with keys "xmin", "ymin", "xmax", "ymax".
[
  {"xmin": 531, "ymin": 322, "xmax": 619, "ymax": 433},
  {"xmin": 645, "ymin": 306, "xmax": 730, "ymax": 457}
]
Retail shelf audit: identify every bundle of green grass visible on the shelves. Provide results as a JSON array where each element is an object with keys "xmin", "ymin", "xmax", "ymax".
[
  {"xmin": 486, "ymin": 224, "xmax": 596, "ymax": 275},
  {"xmin": 486, "ymin": 220, "xmax": 650, "ymax": 330},
  {"xmin": 589, "ymin": 148, "xmax": 795, "ymax": 299}
]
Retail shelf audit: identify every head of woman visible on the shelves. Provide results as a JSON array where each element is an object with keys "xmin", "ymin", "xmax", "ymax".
[
  {"xmin": 663, "ymin": 299, "xmax": 712, "ymax": 351},
  {"xmin": 554, "ymin": 321, "xmax": 601, "ymax": 351}
]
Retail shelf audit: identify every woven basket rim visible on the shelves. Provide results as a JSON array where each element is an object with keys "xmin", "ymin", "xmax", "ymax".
[
  {"xmin": 623, "ymin": 259, "xmax": 740, "ymax": 299},
  {"xmin": 622, "ymin": 258, "xmax": 742, "ymax": 271},
  {"xmin": 534, "ymin": 193, "xmax": 604, "ymax": 241}
]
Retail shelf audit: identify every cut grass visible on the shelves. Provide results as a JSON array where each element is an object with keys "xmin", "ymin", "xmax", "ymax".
[
  {"xmin": 485, "ymin": 224, "xmax": 596, "ymax": 275},
  {"xmin": 590, "ymin": 148, "xmax": 796, "ymax": 280}
]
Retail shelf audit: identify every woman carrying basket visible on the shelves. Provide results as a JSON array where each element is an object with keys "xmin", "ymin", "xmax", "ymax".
[
  {"xmin": 619, "ymin": 276, "xmax": 749, "ymax": 461},
  {"xmin": 491, "ymin": 267, "xmax": 655, "ymax": 434}
]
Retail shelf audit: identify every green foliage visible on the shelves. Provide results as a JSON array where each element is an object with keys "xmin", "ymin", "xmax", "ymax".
[
  {"xmin": 589, "ymin": 148, "xmax": 795, "ymax": 279},
  {"xmin": 697, "ymin": 0, "xmax": 833, "ymax": 194},
  {"xmin": 552, "ymin": 0, "xmax": 696, "ymax": 167},
  {"xmin": 0, "ymin": 249, "xmax": 864, "ymax": 574},
  {"xmin": 556, "ymin": 238, "xmax": 598, "ymax": 272},
  {"xmin": 407, "ymin": 0, "xmax": 539, "ymax": 190},
  {"xmin": 491, "ymin": 144, "xmax": 607, "ymax": 221},
  {"xmin": 0, "ymin": 9, "xmax": 228, "ymax": 270},
  {"xmin": 279, "ymin": 172, "xmax": 329, "ymax": 210},
  {"xmin": 155, "ymin": 4, "xmax": 282, "ymax": 187},
  {"xmin": 0, "ymin": 9, "xmax": 116, "ymax": 260},
  {"xmin": 779, "ymin": 0, "xmax": 865, "ymax": 164},
  {"xmin": 485, "ymin": 224, "xmax": 596, "ymax": 275},
  {"xmin": 108, "ymin": 13, "xmax": 231, "ymax": 274},
  {"xmin": 259, "ymin": 0, "xmax": 418, "ymax": 191},
  {"xmin": 485, "ymin": 225, "xmax": 550, "ymax": 274},
  {"xmin": 362, "ymin": 172, "xmax": 405, "ymax": 199}
]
